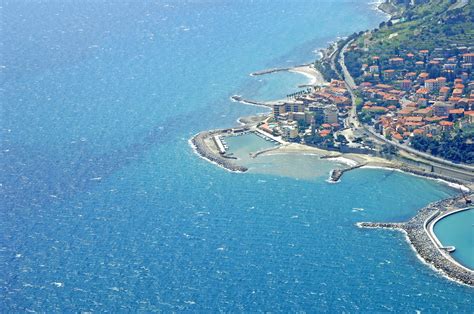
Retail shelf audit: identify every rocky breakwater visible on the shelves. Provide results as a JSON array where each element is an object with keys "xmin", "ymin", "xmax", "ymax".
[
  {"xmin": 329, "ymin": 163, "xmax": 366, "ymax": 182},
  {"xmin": 191, "ymin": 130, "xmax": 248, "ymax": 173},
  {"xmin": 358, "ymin": 194, "xmax": 474, "ymax": 286}
]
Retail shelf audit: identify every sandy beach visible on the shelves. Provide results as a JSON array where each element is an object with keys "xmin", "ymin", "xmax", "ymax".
[
  {"xmin": 289, "ymin": 65, "xmax": 328, "ymax": 86},
  {"xmin": 260, "ymin": 142, "xmax": 396, "ymax": 168},
  {"xmin": 267, "ymin": 142, "xmax": 339, "ymax": 156}
]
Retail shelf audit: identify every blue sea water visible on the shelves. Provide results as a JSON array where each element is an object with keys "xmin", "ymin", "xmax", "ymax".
[{"xmin": 1, "ymin": 0, "xmax": 473, "ymax": 311}]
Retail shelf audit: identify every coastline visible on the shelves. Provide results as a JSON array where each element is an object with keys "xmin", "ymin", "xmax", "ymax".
[
  {"xmin": 189, "ymin": 1, "xmax": 473, "ymax": 287},
  {"xmin": 190, "ymin": 108, "xmax": 472, "ymax": 192},
  {"xmin": 288, "ymin": 65, "xmax": 328, "ymax": 87}
]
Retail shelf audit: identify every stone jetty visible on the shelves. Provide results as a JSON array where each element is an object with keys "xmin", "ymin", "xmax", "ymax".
[
  {"xmin": 329, "ymin": 163, "xmax": 366, "ymax": 182},
  {"xmin": 358, "ymin": 194, "xmax": 474, "ymax": 286},
  {"xmin": 231, "ymin": 95, "xmax": 274, "ymax": 108},
  {"xmin": 249, "ymin": 63, "xmax": 311, "ymax": 76},
  {"xmin": 191, "ymin": 130, "xmax": 248, "ymax": 173}
]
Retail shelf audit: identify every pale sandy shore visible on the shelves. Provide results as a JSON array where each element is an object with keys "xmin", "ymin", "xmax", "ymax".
[
  {"xmin": 289, "ymin": 65, "xmax": 328, "ymax": 86},
  {"xmin": 266, "ymin": 143, "xmax": 339, "ymax": 156},
  {"xmin": 261, "ymin": 143, "xmax": 395, "ymax": 167}
]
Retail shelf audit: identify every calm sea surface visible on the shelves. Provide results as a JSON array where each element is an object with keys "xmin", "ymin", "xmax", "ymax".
[
  {"xmin": 1, "ymin": 0, "xmax": 472, "ymax": 311},
  {"xmin": 434, "ymin": 208, "xmax": 474, "ymax": 270}
]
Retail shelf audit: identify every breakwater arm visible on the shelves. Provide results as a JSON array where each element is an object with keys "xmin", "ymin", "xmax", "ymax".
[
  {"xmin": 329, "ymin": 163, "xmax": 366, "ymax": 182},
  {"xmin": 191, "ymin": 131, "xmax": 248, "ymax": 173},
  {"xmin": 231, "ymin": 95, "xmax": 275, "ymax": 108},
  {"xmin": 250, "ymin": 63, "xmax": 312, "ymax": 76},
  {"xmin": 357, "ymin": 195, "xmax": 474, "ymax": 287}
]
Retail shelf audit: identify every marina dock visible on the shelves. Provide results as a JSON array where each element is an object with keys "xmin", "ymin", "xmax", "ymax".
[
  {"xmin": 213, "ymin": 135, "xmax": 226, "ymax": 155},
  {"xmin": 254, "ymin": 128, "xmax": 286, "ymax": 144}
]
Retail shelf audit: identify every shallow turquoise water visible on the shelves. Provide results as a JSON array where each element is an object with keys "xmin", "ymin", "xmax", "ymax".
[
  {"xmin": 1, "ymin": 0, "xmax": 473, "ymax": 312},
  {"xmin": 434, "ymin": 208, "xmax": 474, "ymax": 270},
  {"xmin": 226, "ymin": 132, "xmax": 346, "ymax": 180},
  {"xmin": 225, "ymin": 132, "xmax": 278, "ymax": 160}
]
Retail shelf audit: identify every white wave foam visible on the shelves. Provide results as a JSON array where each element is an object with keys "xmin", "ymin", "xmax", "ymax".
[{"xmin": 326, "ymin": 156, "xmax": 358, "ymax": 167}]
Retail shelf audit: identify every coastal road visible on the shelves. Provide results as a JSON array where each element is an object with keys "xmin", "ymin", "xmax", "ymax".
[
  {"xmin": 337, "ymin": 37, "xmax": 474, "ymax": 178},
  {"xmin": 338, "ymin": 39, "xmax": 361, "ymax": 130},
  {"xmin": 366, "ymin": 127, "xmax": 474, "ymax": 174}
]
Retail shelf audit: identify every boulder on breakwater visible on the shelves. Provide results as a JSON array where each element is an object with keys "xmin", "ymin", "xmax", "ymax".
[{"xmin": 191, "ymin": 131, "xmax": 248, "ymax": 173}]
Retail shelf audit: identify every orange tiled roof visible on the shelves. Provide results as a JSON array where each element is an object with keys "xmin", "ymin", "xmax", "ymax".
[
  {"xmin": 425, "ymin": 116, "xmax": 445, "ymax": 122},
  {"xmin": 375, "ymin": 84, "xmax": 392, "ymax": 90},
  {"xmin": 449, "ymin": 108, "xmax": 464, "ymax": 114},
  {"xmin": 399, "ymin": 108, "xmax": 416, "ymax": 115},
  {"xmin": 439, "ymin": 121, "xmax": 454, "ymax": 126},
  {"xmin": 414, "ymin": 107, "xmax": 432, "ymax": 114},
  {"xmin": 319, "ymin": 129, "xmax": 331, "ymax": 136},
  {"xmin": 392, "ymin": 133, "xmax": 403, "ymax": 140},
  {"xmin": 406, "ymin": 116, "xmax": 423, "ymax": 122},
  {"xmin": 416, "ymin": 88, "xmax": 429, "ymax": 94},
  {"xmin": 404, "ymin": 122, "xmax": 425, "ymax": 127}
]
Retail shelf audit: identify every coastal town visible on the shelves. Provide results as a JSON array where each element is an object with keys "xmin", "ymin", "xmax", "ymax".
[
  {"xmin": 4, "ymin": 0, "xmax": 474, "ymax": 311},
  {"xmin": 259, "ymin": 41, "xmax": 474, "ymax": 165},
  {"xmin": 193, "ymin": 0, "xmax": 474, "ymax": 185},
  {"xmin": 191, "ymin": 0, "xmax": 474, "ymax": 287}
]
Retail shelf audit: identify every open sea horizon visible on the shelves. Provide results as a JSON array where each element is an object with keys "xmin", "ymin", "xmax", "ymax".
[{"xmin": 1, "ymin": 0, "xmax": 473, "ymax": 311}]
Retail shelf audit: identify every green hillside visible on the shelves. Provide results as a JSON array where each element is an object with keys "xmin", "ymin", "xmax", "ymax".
[{"xmin": 345, "ymin": 0, "xmax": 474, "ymax": 82}]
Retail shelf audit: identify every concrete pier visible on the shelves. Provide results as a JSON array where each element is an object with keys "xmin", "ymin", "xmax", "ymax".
[
  {"xmin": 254, "ymin": 128, "xmax": 286, "ymax": 144},
  {"xmin": 213, "ymin": 135, "xmax": 226, "ymax": 155}
]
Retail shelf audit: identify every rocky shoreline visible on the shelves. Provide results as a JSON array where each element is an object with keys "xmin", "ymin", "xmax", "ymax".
[{"xmin": 358, "ymin": 194, "xmax": 474, "ymax": 287}]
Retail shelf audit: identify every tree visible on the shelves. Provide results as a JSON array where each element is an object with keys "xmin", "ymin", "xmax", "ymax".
[{"xmin": 381, "ymin": 144, "xmax": 397, "ymax": 156}]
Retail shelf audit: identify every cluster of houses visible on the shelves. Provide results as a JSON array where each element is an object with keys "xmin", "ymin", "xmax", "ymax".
[
  {"xmin": 356, "ymin": 45, "xmax": 474, "ymax": 143},
  {"xmin": 263, "ymin": 80, "xmax": 352, "ymax": 141}
]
